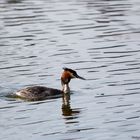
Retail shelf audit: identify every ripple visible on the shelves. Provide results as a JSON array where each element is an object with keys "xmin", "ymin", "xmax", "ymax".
[
  {"xmin": 88, "ymin": 44, "xmax": 126, "ymax": 50},
  {"xmin": 0, "ymin": 64, "xmax": 36, "ymax": 70},
  {"xmin": 0, "ymin": 105, "xmax": 16, "ymax": 110},
  {"xmin": 106, "ymin": 104, "xmax": 134, "ymax": 109},
  {"xmin": 66, "ymin": 127, "xmax": 95, "ymax": 133},
  {"xmin": 21, "ymin": 120, "xmax": 48, "ymax": 126},
  {"xmin": 49, "ymin": 51, "xmax": 77, "ymax": 57}
]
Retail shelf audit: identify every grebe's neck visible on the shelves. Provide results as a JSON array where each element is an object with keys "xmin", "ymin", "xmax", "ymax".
[
  {"xmin": 61, "ymin": 70, "xmax": 71, "ymax": 94},
  {"xmin": 62, "ymin": 83, "xmax": 70, "ymax": 93}
]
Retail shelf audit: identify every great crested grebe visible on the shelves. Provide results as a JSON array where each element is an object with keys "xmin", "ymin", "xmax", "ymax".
[{"xmin": 15, "ymin": 68, "xmax": 85, "ymax": 100}]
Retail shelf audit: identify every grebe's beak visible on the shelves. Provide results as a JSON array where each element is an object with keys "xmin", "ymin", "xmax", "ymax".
[{"xmin": 74, "ymin": 73, "xmax": 86, "ymax": 80}]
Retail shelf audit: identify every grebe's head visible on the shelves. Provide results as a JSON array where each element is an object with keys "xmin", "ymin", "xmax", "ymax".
[{"xmin": 61, "ymin": 67, "xmax": 85, "ymax": 93}]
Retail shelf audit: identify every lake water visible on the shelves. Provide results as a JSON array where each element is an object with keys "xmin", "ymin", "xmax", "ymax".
[{"xmin": 0, "ymin": 0, "xmax": 140, "ymax": 140}]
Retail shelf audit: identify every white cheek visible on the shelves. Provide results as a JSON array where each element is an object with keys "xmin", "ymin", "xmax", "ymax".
[{"xmin": 72, "ymin": 74, "xmax": 76, "ymax": 78}]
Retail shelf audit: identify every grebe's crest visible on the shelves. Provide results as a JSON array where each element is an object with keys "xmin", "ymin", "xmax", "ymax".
[{"xmin": 63, "ymin": 67, "xmax": 85, "ymax": 80}]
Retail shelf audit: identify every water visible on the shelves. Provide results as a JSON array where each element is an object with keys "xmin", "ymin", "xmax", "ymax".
[{"xmin": 0, "ymin": 0, "xmax": 140, "ymax": 139}]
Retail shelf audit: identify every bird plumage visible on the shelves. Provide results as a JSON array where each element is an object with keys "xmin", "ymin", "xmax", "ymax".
[{"xmin": 14, "ymin": 68, "xmax": 85, "ymax": 101}]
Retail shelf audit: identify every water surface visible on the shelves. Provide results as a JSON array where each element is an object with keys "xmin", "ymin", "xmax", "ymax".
[{"xmin": 0, "ymin": 0, "xmax": 140, "ymax": 140}]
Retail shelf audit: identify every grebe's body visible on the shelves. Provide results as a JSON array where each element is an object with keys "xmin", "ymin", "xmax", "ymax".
[
  {"xmin": 15, "ymin": 86, "xmax": 62, "ymax": 100},
  {"xmin": 15, "ymin": 68, "xmax": 85, "ymax": 100}
]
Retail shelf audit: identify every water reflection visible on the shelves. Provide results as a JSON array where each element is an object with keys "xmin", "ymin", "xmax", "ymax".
[{"xmin": 62, "ymin": 93, "xmax": 80, "ymax": 122}]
